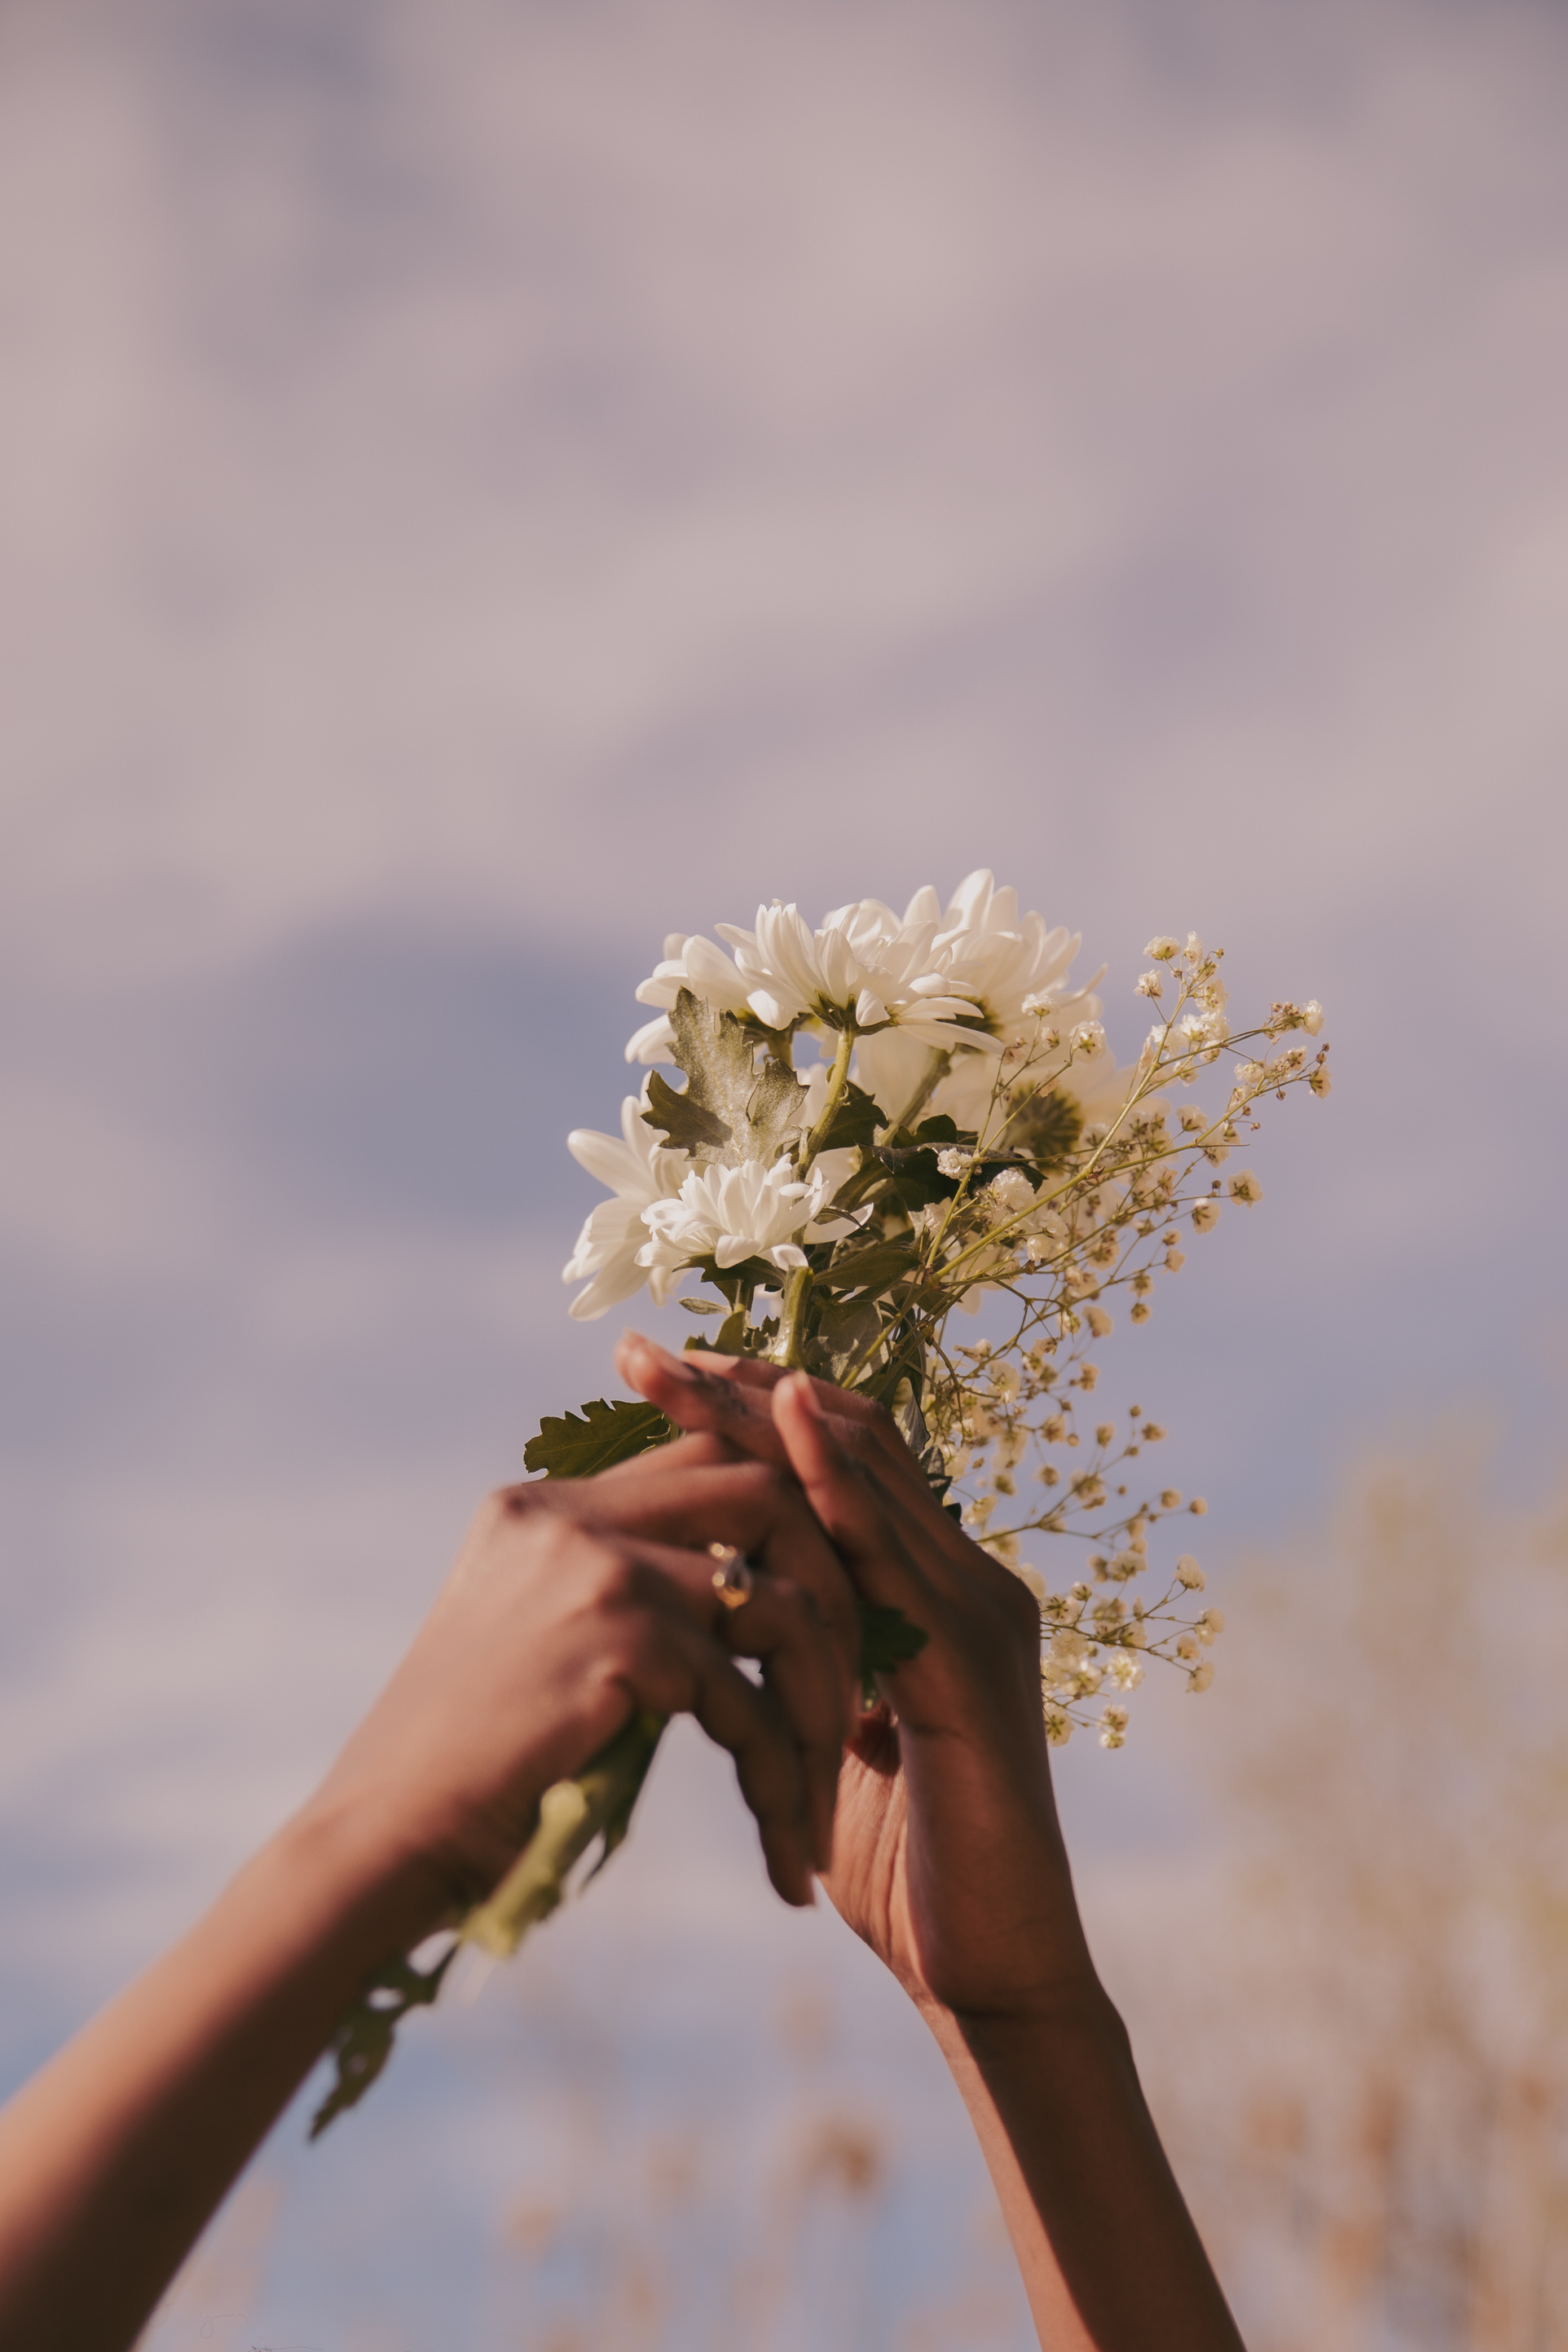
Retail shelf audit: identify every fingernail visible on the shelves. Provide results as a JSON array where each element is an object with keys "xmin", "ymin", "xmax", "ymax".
[
  {"xmin": 621, "ymin": 1329, "xmax": 679, "ymax": 1372},
  {"xmin": 787, "ymin": 1372, "xmax": 824, "ymax": 1420}
]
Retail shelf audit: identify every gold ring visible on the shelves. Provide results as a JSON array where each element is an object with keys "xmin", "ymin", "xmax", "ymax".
[{"xmin": 708, "ymin": 1542, "xmax": 755, "ymax": 1610}]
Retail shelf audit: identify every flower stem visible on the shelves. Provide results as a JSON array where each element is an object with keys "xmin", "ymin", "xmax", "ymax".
[
  {"xmin": 461, "ymin": 1710, "xmax": 666, "ymax": 1958},
  {"xmin": 799, "ymin": 1024, "xmax": 855, "ymax": 1172},
  {"xmin": 776, "ymin": 1262, "xmax": 813, "ymax": 1368},
  {"xmin": 884, "ymin": 1048, "xmax": 949, "ymax": 1136}
]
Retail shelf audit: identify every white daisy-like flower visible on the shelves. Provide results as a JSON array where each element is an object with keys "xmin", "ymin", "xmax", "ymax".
[
  {"xmin": 927, "ymin": 870, "xmax": 1103, "ymax": 1039},
  {"xmin": 628, "ymin": 893, "xmax": 991, "ymax": 1061},
  {"xmin": 561, "ymin": 1083, "xmax": 691, "ymax": 1320},
  {"xmin": 856, "ymin": 871, "xmax": 1110, "ymax": 1131},
  {"xmin": 636, "ymin": 1157, "xmax": 847, "ymax": 1293}
]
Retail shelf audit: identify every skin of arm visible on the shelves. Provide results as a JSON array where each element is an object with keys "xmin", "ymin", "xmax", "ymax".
[
  {"xmin": 0, "ymin": 1464, "xmax": 853, "ymax": 2352},
  {"xmin": 617, "ymin": 1332, "xmax": 1247, "ymax": 2352}
]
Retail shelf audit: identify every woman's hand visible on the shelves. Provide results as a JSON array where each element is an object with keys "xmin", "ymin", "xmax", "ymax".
[
  {"xmin": 311, "ymin": 1448, "xmax": 857, "ymax": 1940},
  {"xmin": 0, "ymin": 1450, "xmax": 857, "ymax": 2352},
  {"xmin": 614, "ymin": 1335, "xmax": 1095, "ymax": 2024}
]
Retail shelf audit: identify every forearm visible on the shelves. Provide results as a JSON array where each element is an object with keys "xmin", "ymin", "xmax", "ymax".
[
  {"xmin": 0, "ymin": 1799, "xmax": 439, "ymax": 2352},
  {"xmin": 925, "ymin": 1985, "xmax": 1244, "ymax": 2352}
]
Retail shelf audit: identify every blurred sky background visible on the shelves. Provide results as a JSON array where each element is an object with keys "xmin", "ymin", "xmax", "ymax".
[{"xmin": 2, "ymin": 0, "xmax": 1567, "ymax": 2345}]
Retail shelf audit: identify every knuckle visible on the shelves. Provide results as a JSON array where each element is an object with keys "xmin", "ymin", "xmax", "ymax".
[
  {"xmin": 586, "ymin": 1544, "xmax": 648, "ymax": 1610},
  {"xmin": 775, "ymin": 1579, "xmax": 826, "ymax": 1632}
]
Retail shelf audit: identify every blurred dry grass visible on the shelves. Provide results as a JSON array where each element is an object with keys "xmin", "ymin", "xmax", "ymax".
[{"xmin": 1130, "ymin": 1438, "xmax": 1568, "ymax": 2350}]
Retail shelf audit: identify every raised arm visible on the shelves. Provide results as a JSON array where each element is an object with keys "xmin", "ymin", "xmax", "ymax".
[
  {"xmin": 0, "ymin": 1452, "xmax": 853, "ymax": 2352},
  {"xmin": 619, "ymin": 1334, "xmax": 1245, "ymax": 2352}
]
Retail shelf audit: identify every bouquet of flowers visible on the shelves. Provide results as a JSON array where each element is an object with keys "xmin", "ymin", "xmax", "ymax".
[{"xmin": 314, "ymin": 872, "xmax": 1328, "ymax": 2130}]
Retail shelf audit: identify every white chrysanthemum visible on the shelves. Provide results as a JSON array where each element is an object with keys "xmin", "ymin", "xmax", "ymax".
[
  {"xmin": 636, "ymin": 1157, "xmax": 847, "ymax": 1293},
  {"xmin": 628, "ymin": 894, "xmax": 989, "ymax": 1061},
  {"xmin": 562, "ymin": 1084, "xmax": 690, "ymax": 1319},
  {"xmin": 927, "ymin": 869, "xmax": 1103, "ymax": 1038},
  {"xmin": 856, "ymin": 871, "xmax": 1112, "ymax": 1132}
]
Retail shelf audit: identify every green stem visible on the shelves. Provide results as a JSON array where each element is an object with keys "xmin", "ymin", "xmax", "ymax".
[
  {"xmin": 461, "ymin": 1711, "xmax": 666, "ymax": 1958},
  {"xmin": 776, "ymin": 1262, "xmax": 813, "ymax": 1368},
  {"xmin": 883, "ymin": 1047, "xmax": 950, "ymax": 1138},
  {"xmin": 799, "ymin": 1024, "xmax": 855, "ymax": 1172}
]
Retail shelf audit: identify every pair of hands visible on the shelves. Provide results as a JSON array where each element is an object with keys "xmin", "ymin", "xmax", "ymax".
[{"xmin": 316, "ymin": 1335, "xmax": 1093, "ymax": 2024}]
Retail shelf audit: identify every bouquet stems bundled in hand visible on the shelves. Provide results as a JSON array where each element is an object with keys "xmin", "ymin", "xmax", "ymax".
[{"xmin": 315, "ymin": 877, "xmax": 1328, "ymax": 2131}]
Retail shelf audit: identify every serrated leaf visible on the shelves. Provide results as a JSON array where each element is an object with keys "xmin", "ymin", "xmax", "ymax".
[
  {"xmin": 523, "ymin": 1398, "xmax": 673, "ymax": 1478},
  {"xmin": 643, "ymin": 1067, "xmax": 732, "ymax": 1158},
  {"xmin": 641, "ymin": 989, "xmax": 807, "ymax": 1169}
]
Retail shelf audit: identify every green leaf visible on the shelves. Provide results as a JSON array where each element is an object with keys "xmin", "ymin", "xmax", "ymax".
[
  {"xmin": 858, "ymin": 1599, "xmax": 929, "ymax": 1702},
  {"xmin": 816, "ymin": 1080, "xmax": 883, "ymax": 1153},
  {"xmin": 523, "ymin": 1398, "xmax": 673, "ymax": 1478},
  {"xmin": 826, "ymin": 1236, "xmax": 918, "ymax": 1300},
  {"xmin": 872, "ymin": 1142, "xmax": 959, "ymax": 1210},
  {"xmin": 804, "ymin": 1296, "xmax": 884, "ymax": 1383},
  {"xmin": 641, "ymin": 989, "xmax": 807, "ymax": 1169},
  {"xmin": 311, "ymin": 1945, "xmax": 456, "ymax": 2137},
  {"xmin": 644, "ymin": 1067, "xmax": 731, "ymax": 1157}
]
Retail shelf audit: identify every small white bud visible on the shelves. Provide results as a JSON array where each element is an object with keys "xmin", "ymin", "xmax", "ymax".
[{"xmin": 1174, "ymin": 1555, "xmax": 1205, "ymax": 1589}]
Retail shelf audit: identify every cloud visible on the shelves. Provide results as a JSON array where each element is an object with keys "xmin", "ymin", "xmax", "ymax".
[
  {"xmin": 1, "ymin": 0, "xmax": 1565, "ymax": 984},
  {"xmin": 0, "ymin": 0, "xmax": 1566, "ymax": 2332}
]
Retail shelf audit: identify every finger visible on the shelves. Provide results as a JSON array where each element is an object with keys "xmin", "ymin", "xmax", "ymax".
[
  {"xmin": 616, "ymin": 1333, "xmax": 791, "ymax": 1465},
  {"xmin": 617, "ymin": 1333, "xmax": 927, "ymax": 1502},
  {"xmin": 638, "ymin": 1547, "xmax": 844, "ymax": 1870},
  {"xmin": 629, "ymin": 1612, "xmax": 817, "ymax": 1905},
  {"xmin": 531, "ymin": 1460, "xmax": 863, "ymax": 1710},
  {"xmin": 770, "ymin": 1372, "xmax": 936, "ymax": 1622},
  {"xmin": 773, "ymin": 1381, "xmax": 1049, "ymax": 1693}
]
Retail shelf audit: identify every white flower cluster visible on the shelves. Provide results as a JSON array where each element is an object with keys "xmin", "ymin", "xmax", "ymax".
[{"xmin": 561, "ymin": 887, "xmax": 1331, "ymax": 1743}]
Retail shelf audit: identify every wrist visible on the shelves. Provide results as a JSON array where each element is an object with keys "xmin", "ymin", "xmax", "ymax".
[
  {"xmin": 919, "ymin": 1971, "xmax": 1131, "ymax": 2098},
  {"xmin": 260, "ymin": 1790, "xmax": 464, "ymax": 1962}
]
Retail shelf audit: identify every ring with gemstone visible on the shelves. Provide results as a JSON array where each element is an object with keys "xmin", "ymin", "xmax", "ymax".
[{"xmin": 708, "ymin": 1542, "xmax": 755, "ymax": 1610}]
